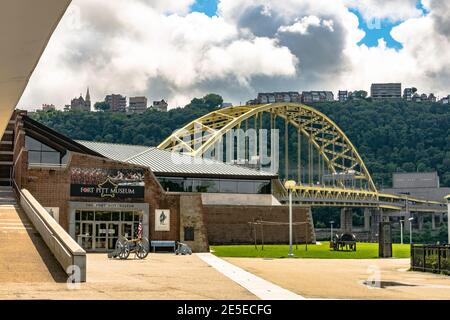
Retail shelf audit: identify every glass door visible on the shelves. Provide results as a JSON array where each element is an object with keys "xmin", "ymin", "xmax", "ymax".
[
  {"xmin": 107, "ymin": 223, "xmax": 119, "ymax": 250},
  {"xmin": 121, "ymin": 222, "xmax": 134, "ymax": 240},
  {"xmin": 95, "ymin": 223, "xmax": 108, "ymax": 250},
  {"xmin": 77, "ymin": 222, "xmax": 93, "ymax": 250}
]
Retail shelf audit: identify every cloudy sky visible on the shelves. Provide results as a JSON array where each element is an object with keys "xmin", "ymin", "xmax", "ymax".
[{"xmin": 18, "ymin": 0, "xmax": 450, "ymax": 110}]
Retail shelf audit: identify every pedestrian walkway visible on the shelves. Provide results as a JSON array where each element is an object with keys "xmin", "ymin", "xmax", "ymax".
[
  {"xmin": 0, "ymin": 187, "xmax": 65, "ymax": 283},
  {"xmin": 197, "ymin": 253, "xmax": 305, "ymax": 300}
]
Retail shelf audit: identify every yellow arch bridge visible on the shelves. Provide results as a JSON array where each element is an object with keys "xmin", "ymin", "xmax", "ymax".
[{"xmin": 158, "ymin": 103, "xmax": 446, "ymax": 214}]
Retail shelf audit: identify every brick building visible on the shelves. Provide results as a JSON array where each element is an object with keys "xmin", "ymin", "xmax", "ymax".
[
  {"xmin": 11, "ymin": 111, "xmax": 314, "ymax": 252},
  {"xmin": 105, "ymin": 94, "xmax": 127, "ymax": 112}
]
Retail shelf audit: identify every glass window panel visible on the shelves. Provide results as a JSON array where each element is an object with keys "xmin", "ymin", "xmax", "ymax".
[
  {"xmin": 123, "ymin": 212, "xmax": 133, "ymax": 221},
  {"xmin": 75, "ymin": 222, "xmax": 80, "ymax": 236},
  {"xmin": 86, "ymin": 211, "xmax": 94, "ymax": 221},
  {"xmin": 255, "ymin": 181, "xmax": 271, "ymax": 194},
  {"xmin": 95, "ymin": 211, "xmax": 111, "ymax": 221},
  {"xmin": 237, "ymin": 181, "xmax": 255, "ymax": 194},
  {"xmin": 159, "ymin": 177, "xmax": 184, "ymax": 192},
  {"xmin": 220, "ymin": 180, "xmax": 238, "ymax": 193},
  {"xmin": 133, "ymin": 213, "xmax": 141, "ymax": 222},
  {"xmin": 184, "ymin": 179, "xmax": 193, "ymax": 192},
  {"xmin": 197, "ymin": 179, "xmax": 219, "ymax": 193},
  {"xmin": 111, "ymin": 212, "xmax": 120, "ymax": 221},
  {"xmin": 41, "ymin": 151, "xmax": 60, "ymax": 164},
  {"xmin": 28, "ymin": 151, "xmax": 41, "ymax": 164},
  {"xmin": 25, "ymin": 136, "xmax": 42, "ymax": 151},
  {"xmin": 41, "ymin": 143, "xmax": 56, "ymax": 152},
  {"xmin": 75, "ymin": 210, "xmax": 81, "ymax": 221}
]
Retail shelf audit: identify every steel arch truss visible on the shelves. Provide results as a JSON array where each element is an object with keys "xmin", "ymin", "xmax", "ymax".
[{"xmin": 158, "ymin": 103, "xmax": 377, "ymax": 192}]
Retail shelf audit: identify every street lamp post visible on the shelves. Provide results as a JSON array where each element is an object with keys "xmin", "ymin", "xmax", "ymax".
[
  {"xmin": 284, "ymin": 180, "xmax": 297, "ymax": 257},
  {"xmin": 408, "ymin": 217, "xmax": 414, "ymax": 244},
  {"xmin": 330, "ymin": 220, "xmax": 334, "ymax": 242},
  {"xmin": 399, "ymin": 219, "xmax": 404, "ymax": 245}
]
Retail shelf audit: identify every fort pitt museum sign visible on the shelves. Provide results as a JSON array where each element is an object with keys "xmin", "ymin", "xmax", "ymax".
[{"xmin": 70, "ymin": 168, "xmax": 145, "ymax": 199}]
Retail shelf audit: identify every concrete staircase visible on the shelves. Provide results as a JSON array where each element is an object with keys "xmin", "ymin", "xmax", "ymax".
[
  {"xmin": 0, "ymin": 117, "xmax": 15, "ymax": 187},
  {"xmin": 0, "ymin": 186, "xmax": 16, "ymax": 205}
]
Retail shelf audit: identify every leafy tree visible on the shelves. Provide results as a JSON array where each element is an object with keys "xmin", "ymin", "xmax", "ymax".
[{"xmin": 94, "ymin": 101, "xmax": 111, "ymax": 112}]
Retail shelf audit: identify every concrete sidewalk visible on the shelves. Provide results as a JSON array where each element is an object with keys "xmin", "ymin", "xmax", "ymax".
[
  {"xmin": 197, "ymin": 253, "xmax": 304, "ymax": 300},
  {"xmin": 0, "ymin": 253, "xmax": 257, "ymax": 300}
]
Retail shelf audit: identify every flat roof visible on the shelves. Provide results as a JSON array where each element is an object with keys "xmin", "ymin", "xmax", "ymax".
[{"xmin": 78, "ymin": 140, "xmax": 277, "ymax": 179}]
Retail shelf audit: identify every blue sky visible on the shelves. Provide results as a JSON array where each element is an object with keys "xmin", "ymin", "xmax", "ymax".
[
  {"xmin": 190, "ymin": 0, "xmax": 218, "ymax": 17},
  {"xmin": 190, "ymin": 0, "xmax": 429, "ymax": 51}
]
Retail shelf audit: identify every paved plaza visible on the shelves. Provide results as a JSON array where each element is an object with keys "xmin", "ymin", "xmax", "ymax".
[
  {"xmin": 224, "ymin": 257, "xmax": 450, "ymax": 300},
  {"xmin": 1, "ymin": 202, "xmax": 449, "ymax": 301},
  {"xmin": 1, "ymin": 250, "xmax": 450, "ymax": 299}
]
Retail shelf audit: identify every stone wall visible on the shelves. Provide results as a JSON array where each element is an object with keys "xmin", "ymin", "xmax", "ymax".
[{"xmin": 179, "ymin": 194, "xmax": 209, "ymax": 252}]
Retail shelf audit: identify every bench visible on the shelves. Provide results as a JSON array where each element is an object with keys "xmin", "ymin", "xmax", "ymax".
[{"xmin": 150, "ymin": 240, "xmax": 176, "ymax": 253}]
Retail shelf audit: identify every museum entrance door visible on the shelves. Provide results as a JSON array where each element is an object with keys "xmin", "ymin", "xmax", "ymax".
[
  {"xmin": 77, "ymin": 222, "xmax": 93, "ymax": 249},
  {"xmin": 74, "ymin": 209, "xmax": 144, "ymax": 252},
  {"xmin": 94, "ymin": 222, "xmax": 120, "ymax": 251}
]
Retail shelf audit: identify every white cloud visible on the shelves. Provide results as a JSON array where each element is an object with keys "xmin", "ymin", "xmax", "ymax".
[
  {"xmin": 344, "ymin": 0, "xmax": 423, "ymax": 22},
  {"xmin": 278, "ymin": 16, "xmax": 334, "ymax": 35},
  {"xmin": 17, "ymin": 0, "xmax": 450, "ymax": 110},
  {"xmin": 19, "ymin": 0, "xmax": 298, "ymax": 109}
]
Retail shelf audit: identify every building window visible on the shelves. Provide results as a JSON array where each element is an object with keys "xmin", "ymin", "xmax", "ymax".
[
  {"xmin": 184, "ymin": 227, "xmax": 195, "ymax": 241},
  {"xmin": 158, "ymin": 177, "xmax": 271, "ymax": 195},
  {"xmin": 25, "ymin": 135, "xmax": 67, "ymax": 165}
]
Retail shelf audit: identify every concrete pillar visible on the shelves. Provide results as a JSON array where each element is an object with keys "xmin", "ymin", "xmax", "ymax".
[
  {"xmin": 370, "ymin": 209, "xmax": 381, "ymax": 242},
  {"xmin": 340, "ymin": 208, "xmax": 352, "ymax": 233},
  {"xmin": 364, "ymin": 208, "xmax": 371, "ymax": 231},
  {"xmin": 431, "ymin": 213, "xmax": 436, "ymax": 230},
  {"xmin": 418, "ymin": 215, "xmax": 424, "ymax": 231},
  {"xmin": 380, "ymin": 211, "xmax": 390, "ymax": 223}
]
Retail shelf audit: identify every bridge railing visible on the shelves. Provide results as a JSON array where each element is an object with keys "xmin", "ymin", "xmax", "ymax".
[{"xmin": 13, "ymin": 183, "xmax": 86, "ymax": 282}]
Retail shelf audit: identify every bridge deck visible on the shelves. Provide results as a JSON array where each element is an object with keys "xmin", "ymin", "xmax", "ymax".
[{"xmin": 0, "ymin": 188, "xmax": 65, "ymax": 283}]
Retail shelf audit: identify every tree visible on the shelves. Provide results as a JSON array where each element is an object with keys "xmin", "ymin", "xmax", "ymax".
[
  {"xmin": 94, "ymin": 101, "xmax": 111, "ymax": 112},
  {"xmin": 203, "ymin": 93, "xmax": 223, "ymax": 108},
  {"xmin": 352, "ymin": 90, "xmax": 368, "ymax": 99}
]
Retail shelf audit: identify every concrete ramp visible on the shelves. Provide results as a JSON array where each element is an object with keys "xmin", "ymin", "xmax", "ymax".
[{"xmin": 0, "ymin": 187, "xmax": 65, "ymax": 283}]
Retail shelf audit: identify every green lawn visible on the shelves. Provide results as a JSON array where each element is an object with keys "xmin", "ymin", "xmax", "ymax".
[{"xmin": 211, "ymin": 242, "xmax": 411, "ymax": 259}]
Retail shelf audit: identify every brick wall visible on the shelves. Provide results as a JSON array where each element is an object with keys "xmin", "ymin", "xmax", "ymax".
[{"xmin": 204, "ymin": 205, "xmax": 314, "ymax": 245}]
